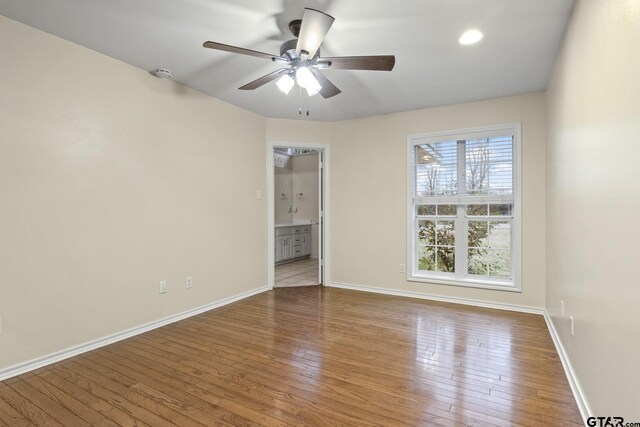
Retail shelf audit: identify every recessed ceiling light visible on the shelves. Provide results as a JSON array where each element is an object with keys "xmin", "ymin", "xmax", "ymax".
[{"xmin": 459, "ymin": 29, "xmax": 483, "ymax": 45}]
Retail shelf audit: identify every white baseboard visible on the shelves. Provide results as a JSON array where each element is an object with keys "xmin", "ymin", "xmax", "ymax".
[
  {"xmin": 327, "ymin": 281, "xmax": 545, "ymax": 315},
  {"xmin": 543, "ymin": 311, "xmax": 591, "ymax": 425},
  {"xmin": 0, "ymin": 286, "xmax": 268, "ymax": 382}
]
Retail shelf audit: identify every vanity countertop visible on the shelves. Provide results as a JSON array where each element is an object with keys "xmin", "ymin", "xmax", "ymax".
[{"xmin": 275, "ymin": 219, "xmax": 312, "ymax": 228}]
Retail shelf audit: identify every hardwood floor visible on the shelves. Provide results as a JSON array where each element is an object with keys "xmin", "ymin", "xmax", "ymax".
[{"xmin": 0, "ymin": 286, "xmax": 582, "ymax": 426}]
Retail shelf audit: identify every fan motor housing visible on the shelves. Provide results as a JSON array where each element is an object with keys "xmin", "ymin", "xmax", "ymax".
[
  {"xmin": 279, "ymin": 39, "xmax": 298, "ymax": 57},
  {"xmin": 288, "ymin": 19, "xmax": 302, "ymax": 37},
  {"xmin": 279, "ymin": 39, "xmax": 320, "ymax": 61}
]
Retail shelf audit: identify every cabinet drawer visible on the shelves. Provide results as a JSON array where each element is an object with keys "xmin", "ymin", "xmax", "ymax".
[
  {"xmin": 293, "ymin": 247, "xmax": 302, "ymax": 256},
  {"xmin": 302, "ymin": 226, "xmax": 311, "ymax": 233},
  {"xmin": 294, "ymin": 236, "xmax": 302, "ymax": 244},
  {"xmin": 293, "ymin": 227, "xmax": 304, "ymax": 234},
  {"xmin": 275, "ymin": 227, "xmax": 293, "ymax": 237}
]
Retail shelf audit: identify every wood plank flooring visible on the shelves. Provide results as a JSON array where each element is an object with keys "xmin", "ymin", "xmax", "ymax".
[{"xmin": 0, "ymin": 286, "xmax": 582, "ymax": 426}]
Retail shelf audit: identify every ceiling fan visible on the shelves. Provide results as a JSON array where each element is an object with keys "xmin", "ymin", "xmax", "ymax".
[{"xmin": 203, "ymin": 8, "xmax": 395, "ymax": 99}]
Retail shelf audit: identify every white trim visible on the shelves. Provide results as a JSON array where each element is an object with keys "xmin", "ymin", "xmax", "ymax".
[
  {"xmin": 414, "ymin": 195, "xmax": 514, "ymax": 205},
  {"xmin": 408, "ymin": 122, "xmax": 520, "ymax": 142},
  {"xmin": 543, "ymin": 311, "xmax": 592, "ymax": 425},
  {"xmin": 327, "ymin": 281, "xmax": 543, "ymax": 314},
  {"xmin": 267, "ymin": 141, "xmax": 331, "ymax": 290},
  {"xmin": 0, "ymin": 286, "xmax": 268, "ymax": 382},
  {"xmin": 407, "ymin": 274, "xmax": 521, "ymax": 292},
  {"xmin": 406, "ymin": 122, "xmax": 522, "ymax": 292},
  {"xmin": 267, "ymin": 144, "xmax": 276, "ymax": 289}
]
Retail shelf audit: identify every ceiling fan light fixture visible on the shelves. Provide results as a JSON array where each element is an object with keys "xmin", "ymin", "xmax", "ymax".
[
  {"xmin": 295, "ymin": 66, "xmax": 322, "ymax": 95},
  {"xmin": 305, "ymin": 81, "xmax": 322, "ymax": 97},
  {"xmin": 459, "ymin": 29, "xmax": 483, "ymax": 45},
  {"xmin": 276, "ymin": 74, "xmax": 295, "ymax": 94},
  {"xmin": 203, "ymin": 7, "xmax": 395, "ymax": 101}
]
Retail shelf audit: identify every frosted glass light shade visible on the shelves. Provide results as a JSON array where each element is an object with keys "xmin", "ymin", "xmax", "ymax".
[
  {"xmin": 295, "ymin": 67, "xmax": 322, "ymax": 96},
  {"xmin": 276, "ymin": 74, "xmax": 294, "ymax": 94}
]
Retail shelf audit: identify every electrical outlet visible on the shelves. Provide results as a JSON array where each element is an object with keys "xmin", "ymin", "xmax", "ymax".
[
  {"xmin": 561, "ymin": 300, "xmax": 565, "ymax": 318},
  {"xmin": 159, "ymin": 280, "xmax": 167, "ymax": 294},
  {"xmin": 399, "ymin": 264, "xmax": 406, "ymax": 273},
  {"xmin": 186, "ymin": 276, "xmax": 193, "ymax": 289},
  {"xmin": 569, "ymin": 315, "xmax": 575, "ymax": 336},
  {"xmin": 256, "ymin": 190, "xmax": 262, "ymax": 200}
]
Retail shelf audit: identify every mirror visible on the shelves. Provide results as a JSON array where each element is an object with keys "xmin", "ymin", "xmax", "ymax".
[{"xmin": 274, "ymin": 151, "xmax": 293, "ymax": 223}]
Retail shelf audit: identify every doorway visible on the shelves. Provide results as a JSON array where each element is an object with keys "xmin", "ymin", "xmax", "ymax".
[{"xmin": 267, "ymin": 142, "xmax": 330, "ymax": 290}]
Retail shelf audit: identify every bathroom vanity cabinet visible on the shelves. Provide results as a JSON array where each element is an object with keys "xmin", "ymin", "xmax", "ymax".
[{"xmin": 275, "ymin": 224, "xmax": 311, "ymax": 263}]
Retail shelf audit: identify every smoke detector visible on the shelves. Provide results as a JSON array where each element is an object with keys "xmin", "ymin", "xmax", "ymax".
[{"xmin": 154, "ymin": 68, "xmax": 172, "ymax": 78}]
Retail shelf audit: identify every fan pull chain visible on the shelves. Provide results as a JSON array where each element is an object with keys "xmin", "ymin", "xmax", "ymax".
[{"xmin": 298, "ymin": 86, "xmax": 302, "ymax": 115}]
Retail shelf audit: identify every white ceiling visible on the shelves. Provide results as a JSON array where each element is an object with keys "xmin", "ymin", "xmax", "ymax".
[{"xmin": 0, "ymin": 0, "xmax": 574, "ymax": 121}]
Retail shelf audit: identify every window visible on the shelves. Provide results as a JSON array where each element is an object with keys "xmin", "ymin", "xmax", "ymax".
[{"xmin": 407, "ymin": 123, "xmax": 521, "ymax": 291}]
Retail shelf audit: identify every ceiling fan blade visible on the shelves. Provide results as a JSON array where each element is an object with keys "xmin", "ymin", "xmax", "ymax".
[
  {"xmin": 239, "ymin": 69, "xmax": 289, "ymax": 90},
  {"xmin": 310, "ymin": 69, "xmax": 341, "ymax": 98},
  {"xmin": 296, "ymin": 8, "xmax": 335, "ymax": 59},
  {"xmin": 317, "ymin": 55, "xmax": 395, "ymax": 71},
  {"xmin": 203, "ymin": 41, "xmax": 280, "ymax": 61}
]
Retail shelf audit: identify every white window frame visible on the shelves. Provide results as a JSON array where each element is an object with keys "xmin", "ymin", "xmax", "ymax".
[{"xmin": 406, "ymin": 123, "xmax": 522, "ymax": 292}]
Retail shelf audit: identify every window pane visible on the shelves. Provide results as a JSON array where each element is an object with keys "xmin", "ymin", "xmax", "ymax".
[
  {"xmin": 417, "ymin": 204, "xmax": 436, "ymax": 215},
  {"xmin": 418, "ymin": 245, "xmax": 435, "ymax": 271},
  {"xmin": 490, "ymin": 250, "xmax": 511, "ymax": 278},
  {"xmin": 466, "ymin": 136, "xmax": 513, "ymax": 196},
  {"xmin": 466, "ymin": 204, "xmax": 488, "ymax": 216},
  {"xmin": 418, "ymin": 220, "xmax": 435, "ymax": 245},
  {"xmin": 436, "ymin": 221, "xmax": 455, "ymax": 246},
  {"xmin": 468, "ymin": 248, "xmax": 487, "ymax": 275},
  {"xmin": 468, "ymin": 220, "xmax": 488, "ymax": 248},
  {"xmin": 488, "ymin": 221, "xmax": 511, "ymax": 249},
  {"xmin": 437, "ymin": 204, "xmax": 457, "ymax": 216},
  {"xmin": 468, "ymin": 248, "xmax": 511, "ymax": 278},
  {"xmin": 489, "ymin": 203, "xmax": 512, "ymax": 216},
  {"xmin": 415, "ymin": 142, "xmax": 458, "ymax": 197},
  {"xmin": 437, "ymin": 247, "xmax": 455, "ymax": 272},
  {"xmin": 468, "ymin": 220, "xmax": 510, "ymax": 250}
]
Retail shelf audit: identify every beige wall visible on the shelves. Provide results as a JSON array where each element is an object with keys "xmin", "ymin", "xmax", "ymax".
[
  {"xmin": 329, "ymin": 93, "xmax": 546, "ymax": 308},
  {"xmin": 266, "ymin": 118, "xmax": 333, "ymax": 146},
  {"xmin": 0, "ymin": 16, "xmax": 267, "ymax": 370},
  {"xmin": 546, "ymin": 0, "xmax": 640, "ymax": 417}
]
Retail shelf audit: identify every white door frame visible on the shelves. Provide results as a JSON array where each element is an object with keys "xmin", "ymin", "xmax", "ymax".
[{"xmin": 267, "ymin": 141, "xmax": 331, "ymax": 290}]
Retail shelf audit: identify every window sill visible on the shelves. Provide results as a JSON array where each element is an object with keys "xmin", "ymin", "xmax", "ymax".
[{"xmin": 408, "ymin": 274, "xmax": 521, "ymax": 292}]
